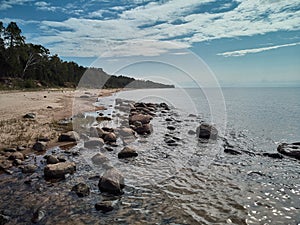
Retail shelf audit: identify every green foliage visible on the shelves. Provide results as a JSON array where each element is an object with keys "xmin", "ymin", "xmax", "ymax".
[{"xmin": 0, "ymin": 21, "xmax": 174, "ymax": 90}]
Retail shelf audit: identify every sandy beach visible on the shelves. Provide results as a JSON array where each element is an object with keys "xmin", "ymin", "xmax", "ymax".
[{"xmin": 0, "ymin": 88, "xmax": 120, "ymax": 150}]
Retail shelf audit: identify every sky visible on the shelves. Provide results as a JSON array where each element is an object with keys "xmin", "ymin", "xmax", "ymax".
[{"xmin": 0, "ymin": 0, "xmax": 299, "ymax": 87}]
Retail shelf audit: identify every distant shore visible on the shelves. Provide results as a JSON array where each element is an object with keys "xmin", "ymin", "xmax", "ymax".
[{"xmin": 0, "ymin": 88, "xmax": 121, "ymax": 150}]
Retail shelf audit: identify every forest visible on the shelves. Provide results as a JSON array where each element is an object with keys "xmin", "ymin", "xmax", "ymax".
[{"xmin": 0, "ymin": 21, "xmax": 174, "ymax": 89}]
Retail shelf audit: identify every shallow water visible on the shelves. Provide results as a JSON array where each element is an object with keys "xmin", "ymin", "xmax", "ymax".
[{"xmin": 0, "ymin": 88, "xmax": 300, "ymax": 224}]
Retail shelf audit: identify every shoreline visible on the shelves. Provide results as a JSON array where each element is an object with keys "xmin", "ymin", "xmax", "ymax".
[{"xmin": 0, "ymin": 88, "xmax": 121, "ymax": 151}]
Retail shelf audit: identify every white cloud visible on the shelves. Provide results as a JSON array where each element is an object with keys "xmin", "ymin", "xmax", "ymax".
[
  {"xmin": 25, "ymin": 0, "xmax": 300, "ymax": 57},
  {"xmin": 34, "ymin": 1, "xmax": 58, "ymax": 11},
  {"xmin": 0, "ymin": 0, "xmax": 34, "ymax": 10},
  {"xmin": 217, "ymin": 42, "xmax": 300, "ymax": 57}
]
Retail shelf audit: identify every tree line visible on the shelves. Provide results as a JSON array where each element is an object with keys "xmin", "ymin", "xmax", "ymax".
[{"xmin": 0, "ymin": 21, "xmax": 174, "ymax": 89}]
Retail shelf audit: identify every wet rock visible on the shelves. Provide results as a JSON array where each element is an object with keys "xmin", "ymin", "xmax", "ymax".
[
  {"xmin": 118, "ymin": 147, "xmax": 138, "ymax": 159},
  {"xmin": 167, "ymin": 125, "xmax": 176, "ymax": 131},
  {"xmin": 160, "ymin": 102, "xmax": 170, "ymax": 110},
  {"xmin": 0, "ymin": 160, "xmax": 12, "ymax": 170},
  {"xmin": 44, "ymin": 162, "xmax": 76, "ymax": 179},
  {"xmin": 23, "ymin": 113, "xmax": 36, "ymax": 119},
  {"xmin": 95, "ymin": 202, "xmax": 114, "ymax": 213},
  {"xmin": 22, "ymin": 164, "xmax": 37, "ymax": 174},
  {"xmin": 72, "ymin": 183, "xmax": 90, "ymax": 197},
  {"xmin": 135, "ymin": 123, "xmax": 153, "ymax": 135},
  {"xmin": 96, "ymin": 127, "xmax": 109, "ymax": 138},
  {"xmin": 31, "ymin": 208, "xmax": 45, "ymax": 223},
  {"xmin": 103, "ymin": 132, "xmax": 117, "ymax": 143},
  {"xmin": 36, "ymin": 137, "xmax": 50, "ymax": 142},
  {"xmin": 32, "ymin": 141, "xmax": 47, "ymax": 152},
  {"xmin": 129, "ymin": 114, "xmax": 152, "ymax": 125},
  {"xmin": 13, "ymin": 159, "xmax": 24, "ymax": 166},
  {"xmin": 117, "ymin": 127, "xmax": 135, "ymax": 138},
  {"xmin": 188, "ymin": 114, "xmax": 197, "ymax": 117},
  {"xmin": 0, "ymin": 214, "xmax": 10, "ymax": 224},
  {"xmin": 46, "ymin": 155, "xmax": 59, "ymax": 164},
  {"xmin": 96, "ymin": 116, "xmax": 112, "ymax": 122},
  {"xmin": 224, "ymin": 148, "xmax": 242, "ymax": 155},
  {"xmin": 263, "ymin": 152, "xmax": 284, "ymax": 159},
  {"xmin": 84, "ymin": 138, "xmax": 105, "ymax": 149},
  {"xmin": 164, "ymin": 138, "xmax": 176, "ymax": 144},
  {"xmin": 165, "ymin": 118, "xmax": 173, "ymax": 122},
  {"xmin": 57, "ymin": 155, "xmax": 66, "ymax": 162},
  {"xmin": 277, "ymin": 143, "xmax": 300, "ymax": 160},
  {"xmin": 188, "ymin": 130, "xmax": 196, "ymax": 135},
  {"xmin": 98, "ymin": 168, "xmax": 125, "ymax": 194},
  {"xmin": 102, "ymin": 127, "xmax": 114, "ymax": 132},
  {"xmin": 58, "ymin": 131, "xmax": 80, "ymax": 142},
  {"xmin": 196, "ymin": 123, "xmax": 218, "ymax": 140},
  {"xmin": 105, "ymin": 146, "xmax": 114, "ymax": 152},
  {"xmin": 91, "ymin": 153, "xmax": 108, "ymax": 165},
  {"xmin": 17, "ymin": 146, "xmax": 26, "ymax": 151},
  {"xmin": 8, "ymin": 152, "xmax": 24, "ymax": 161}
]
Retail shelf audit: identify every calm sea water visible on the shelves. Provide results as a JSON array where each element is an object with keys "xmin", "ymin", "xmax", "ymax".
[{"xmin": 0, "ymin": 87, "xmax": 299, "ymax": 224}]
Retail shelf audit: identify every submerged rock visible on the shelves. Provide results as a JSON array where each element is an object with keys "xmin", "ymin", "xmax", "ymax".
[
  {"xmin": 72, "ymin": 183, "xmax": 90, "ymax": 197},
  {"xmin": 84, "ymin": 138, "xmax": 105, "ymax": 149},
  {"xmin": 98, "ymin": 168, "xmax": 125, "ymax": 194},
  {"xmin": 118, "ymin": 147, "xmax": 138, "ymax": 159},
  {"xmin": 263, "ymin": 152, "xmax": 284, "ymax": 159},
  {"xmin": 277, "ymin": 143, "xmax": 300, "ymax": 160},
  {"xmin": 95, "ymin": 201, "xmax": 114, "ymax": 213},
  {"xmin": 44, "ymin": 162, "xmax": 76, "ymax": 179},
  {"xmin": 58, "ymin": 131, "xmax": 80, "ymax": 142},
  {"xmin": 196, "ymin": 123, "xmax": 218, "ymax": 140},
  {"xmin": 21, "ymin": 164, "xmax": 37, "ymax": 174},
  {"xmin": 91, "ymin": 153, "xmax": 108, "ymax": 165}
]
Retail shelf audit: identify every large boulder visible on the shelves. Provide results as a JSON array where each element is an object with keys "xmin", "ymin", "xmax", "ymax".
[
  {"xmin": 129, "ymin": 114, "xmax": 152, "ymax": 125},
  {"xmin": 58, "ymin": 131, "xmax": 80, "ymax": 142},
  {"xmin": 196, "ymin": 123, "xmax": 218, "ymax": 140},
  {"xmin": 44, "ymin": 162, "xmax": 76, "ymax": 179},
  {"xmin": 277, "ymin": 142, "xmax": 300, "ymax": 160},
  {"xmin": 98, "ymin": 168, "xmax": 125, "ymax": 194},
  {"xmin": 118, "ymin": 147, "xmax": 138, "ymax": 159}
]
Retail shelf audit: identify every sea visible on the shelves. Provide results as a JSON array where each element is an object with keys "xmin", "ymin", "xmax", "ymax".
[{"xmin": 0, "ymin": 87, "xmax": 299, "ymax": 224}]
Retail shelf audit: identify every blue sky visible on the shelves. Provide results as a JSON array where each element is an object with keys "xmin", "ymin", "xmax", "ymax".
[{"xmin": 0, "ymin": 0, "xmax": 299, "ymax": 87}]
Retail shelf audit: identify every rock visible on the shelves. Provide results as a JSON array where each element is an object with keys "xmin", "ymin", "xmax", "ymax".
[
  {"xmin": 167, "ymin": 125, "xmax": 176, "ymax": 131},
  {"xmin": 13, "ymin": 159, "xmax": 24, "ymax": 166},
  {"xmin": 129, "ymin": 114, "xmax": 152, "ymax": 125},
  {"xmin": 96, "ymin": 127, "xmax": 109, "ymax": 138},
  {"xmin": 118, "ymin": 147, "xmax": 138, "ymax": 159},
  {"xmin": 31, "ymin": 208, "xmax": 45, "ymax": 223},
  {"xmin": 84, "ymin": 138, "xmax": 105, "ymax": 149},
  {"xmin": 46, "ymin": 155, "xmax": 59, "ymax": 164},
  {"xmin": 164, "ymin": 138, "xmax": 176, "ymax": 144},
  {"xmin": 196, "ymin": 123, "xmax": 218, "ymax": 140},
  {"xmin": 0, "ymin": 214, "xmax": 10, "ymax": 224},
  {"xmin": 0, "ymin": 160, "xmax": 12, "ymax": 170},
  {"xmin": 17, "ymin": 146, "xmax": 26, "ymax": 151},
  {"xmin": 8, "ymin": 152, "xmax": 24, "ymax": 161},
  {"xmin": 224, "ymin": 148, "xmax": 242, "ymax": 155},
  {"xmin": 4, "ymin": 148, "xmax": 16, "ymax": 152},
  {"xmin": 160, "ymin": 102, "xmax": 170, "ymax": 110},
  {"xmin": 277, "ymin": 143, "xmax": 300, "ymax": 160},
  {"xmin": 263, "ymin": 152, "xmax": 284, "ymax": 159},
  {"xmin": 165, "ymin": 118, "xmax": 173, "ymax": 122},
  {"xmin": 117, "ymin": 128, "xmax": 135, "ymax": 138},
  {"xmin": 188, "ymin": 114, "xmax": 197, "ymax": 117},
  {"xmin": 98, "ymin": 168, "xmax": 125, "ymax": 194},
  {"xmin": 32, "ymin": 141, "xmax": 47, "ymax": 152},
  {"xmin": 91, "ymin": 153, "xmax": 108, "ymax": 165},
  {"xmin": 96, "ymin": 116, "xmax": 112, "ymax": 122},
  {"xmin": 188, "ymin": 130, "xmax": 196, "ymax": 135},
  {"xmin": 103, "ymin": 132, "xmax": 117, "ymax": 143},
  {"xmin": 37, "ymin": 137, "xmax": 50, "ymax": 142},
  {"xmin": 135, "ymin": 124, "xmax": 153, "ymax": 135},
  {"xmin": 95, "ymin": 202, "xmax": 114, "ymax": 213},
  {"xmin": 105, "ymin": 146, "xmax": 114, "ymax": 152},
  {"xmin": 22, "ymin": 164, "xmax": 37, "ymax": 173},
  {"xmin": 58, "ymin": 131, "xmax": 80, "ymax": 142},
  {"xmin": 44, "ymin": 162, "xmax": 76, "ymax": 179},
  {"xmin": 23, "ymin": 113, "xmax": 36, "ymax": 119},
  {"xmin": 132, "ymin": 121, "xmax": 142, "ymax": 128},
  {"xmin": 71, "ymin": 183, "xmax": 90, "ymax": 197}
]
